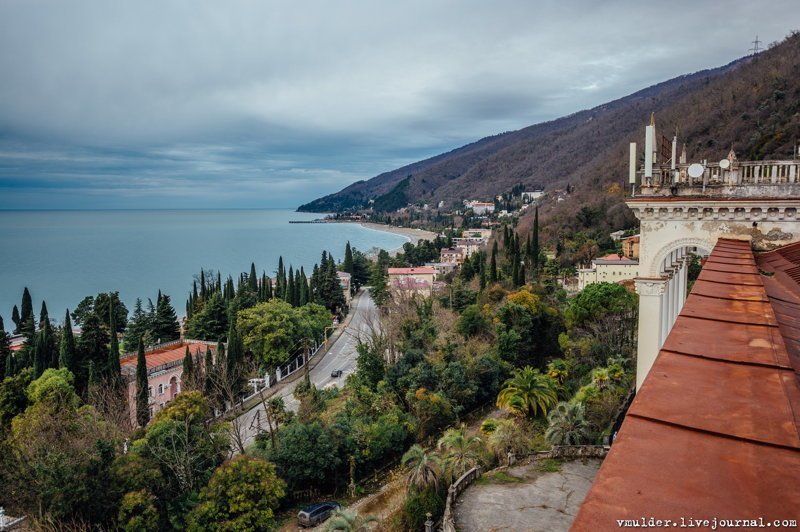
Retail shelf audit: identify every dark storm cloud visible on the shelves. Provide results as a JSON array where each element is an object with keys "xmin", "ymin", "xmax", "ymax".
[{"xmin": 0, "ymin": 0, "xmax": 797, "ymax": 208}]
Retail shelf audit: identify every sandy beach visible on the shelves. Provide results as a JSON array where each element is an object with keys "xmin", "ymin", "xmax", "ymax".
[{"xmin": 357, "ymin": 222, "xmax": 438, "ymax": 255}]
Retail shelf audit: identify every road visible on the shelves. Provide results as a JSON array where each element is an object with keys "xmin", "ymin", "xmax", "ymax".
[{"xmin": 236, "ymin": 289, "xmax": 380, "ymax": 448}]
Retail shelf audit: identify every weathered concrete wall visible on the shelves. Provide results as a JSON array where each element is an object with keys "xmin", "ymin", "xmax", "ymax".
[{"xmin": 627, "ymin": 198, "xmax": 800, "ymax": 276}]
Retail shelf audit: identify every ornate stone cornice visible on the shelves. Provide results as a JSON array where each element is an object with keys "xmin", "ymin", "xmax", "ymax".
[
  {"xmin": 626, "ymin": 198, "xmax": 800, "ymax": 223},
  {"xmin": 634, "ymin": 278, "xmax": 668, "ymax": 296}
]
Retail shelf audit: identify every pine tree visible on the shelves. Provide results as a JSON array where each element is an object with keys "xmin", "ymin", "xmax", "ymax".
[
  {"xmin": 490, "ymin": 241, "xmax": 499, "ymax": 283},
  {"xmin": 0, "ymin": 315, "xmax": 11, "ymax": 381},
  {"xmin": 11, "ymin": 305, "xmax": 21, "ymax": 335},
  {"xmin": 124, "ymin": 298, "xmax": 148, "ymax": 350},
  {"xmin": 135, "ymin": 338, "xmax": 150, "ymax": 427},
  {"xmin": 153, "ymin": 293, "xmax": 180, "ymax": 342},
  {"xmin": 107, "ymin": 307, "xmax": 121, "ymax": 384},
  {"xmin": 344, "ymin": 241, "xmax": 354, "ymax": 275},
  {"xmin": 60, "ymin": 310, "xmax": 77, "ymax": 373}
]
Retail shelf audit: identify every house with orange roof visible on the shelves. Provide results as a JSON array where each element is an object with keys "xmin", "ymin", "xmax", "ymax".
[
  {"xmin": 387, "ymin": 267, "xmax": 436, "ymax": 298},
  {"xmin": 121, "ymin": 339, "xmax": 217, "ymax": 425}
]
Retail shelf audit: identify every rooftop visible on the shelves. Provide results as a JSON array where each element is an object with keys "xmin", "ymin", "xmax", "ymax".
[
  {"xmin": 573, "ymin": 238, "xmax": 800, "ymax": 529},
  {"xmin": 388, "ymin": 267, "xmax": 436, "ymax": 275},
  {"xmin": 593, "ymin": 253, "xmax": 638, "ymax": 265},
  {"xmin": 120, "ymin": 340, "xmax": 217, "ymax": 375}
]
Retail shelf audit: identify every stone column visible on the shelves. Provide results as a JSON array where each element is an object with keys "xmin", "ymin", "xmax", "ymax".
[{"xmin": 635, "ymin": 278, "xmax": 669, "ymax": 391}]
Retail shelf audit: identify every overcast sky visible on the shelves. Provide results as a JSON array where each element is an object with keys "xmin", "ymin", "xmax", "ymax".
[{"xmin": 0, "ymin": 1, "xmax": 797, "ymax": 209}]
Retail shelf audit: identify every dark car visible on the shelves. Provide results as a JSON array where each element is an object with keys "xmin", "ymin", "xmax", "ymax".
[
  {"xmin": 331, "ymin": 369, "xmax": 343, "ymax": 378},
  {"xmin": 298, "ymin": 501, "xmax": 340, "ymax": 527}
]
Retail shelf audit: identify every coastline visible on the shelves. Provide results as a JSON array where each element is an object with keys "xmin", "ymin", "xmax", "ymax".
[{"xmin": 357, "ymin": 222, "xmax": 438, "ymax": 255}]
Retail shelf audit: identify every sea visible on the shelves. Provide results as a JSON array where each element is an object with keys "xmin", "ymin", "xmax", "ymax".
[{"xmin": 0, "ymin": 209, "xmax": 407, "ymax": 324}]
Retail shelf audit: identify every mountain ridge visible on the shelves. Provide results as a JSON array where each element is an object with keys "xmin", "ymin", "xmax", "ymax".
[{"xmin": 298, "ymin": 32, "xmax": 800, "ymax": 224}]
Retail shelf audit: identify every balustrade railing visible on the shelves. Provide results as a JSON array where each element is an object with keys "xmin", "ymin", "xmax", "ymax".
[{"xmin": 638, "ymin": 160, "xmax": 800, "ymax": 192}]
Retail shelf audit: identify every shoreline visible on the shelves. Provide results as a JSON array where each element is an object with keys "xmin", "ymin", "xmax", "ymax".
[{"xmin": 357, "ymin": 222, "xmax": 438, "ymax": 255}]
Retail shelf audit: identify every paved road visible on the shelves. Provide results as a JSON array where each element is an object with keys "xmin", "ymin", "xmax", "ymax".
[{"xmin": 236, "ymin": 289, "xmax": 380, "ymax": 448}]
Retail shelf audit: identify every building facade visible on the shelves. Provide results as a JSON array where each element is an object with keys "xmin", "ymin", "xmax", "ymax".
[
  {"xmin": 387, "ymin": 267, "xmax": 436, "ymax": 298},
  {"xmin": 122, "ymin": 339, "xmax": 217, "ymax": 425},
  {"xmin": 576, "ymin": 254, "xmax": 639, "ymax": 290}
]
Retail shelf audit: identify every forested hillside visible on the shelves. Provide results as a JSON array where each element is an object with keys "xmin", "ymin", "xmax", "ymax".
[{"xmin": 299, "ymin": 31, "xmax": 800, "ymax": 240}]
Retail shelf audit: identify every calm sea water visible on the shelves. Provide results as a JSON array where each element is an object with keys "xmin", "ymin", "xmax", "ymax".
[{"xmin": 0, "ymin": 209, "xmax": 407, "ymax": 324}]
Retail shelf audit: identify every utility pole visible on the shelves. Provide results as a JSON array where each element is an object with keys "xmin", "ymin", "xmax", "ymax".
[{"xmin": 749, "ymin": 35, "xmax": 762, "ymax": 57}]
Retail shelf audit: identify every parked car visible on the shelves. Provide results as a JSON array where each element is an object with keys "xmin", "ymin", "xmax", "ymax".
[
  {"xmin": 298, "ymin": 501, "xmax": 341, "ymax": 527},
  {"xmin": 331, "ymin": 369, "xmax": 343, "ymax": 378}
]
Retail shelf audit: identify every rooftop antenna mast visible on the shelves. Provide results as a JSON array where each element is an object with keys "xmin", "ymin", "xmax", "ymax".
[{"xmin": 749, "ymin": 35, "xmax": 762, "ymax": 56}]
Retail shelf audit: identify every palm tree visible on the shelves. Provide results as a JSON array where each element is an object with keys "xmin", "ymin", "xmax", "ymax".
[
  {"xmin": 487, "ymin": 418, "xmax": 528, "ymax": 461},
  {"xmin": 402, "ymin": 444, "xmax": 442, "ymax": 492},
  {"xmin": 545, "ymin": 401, "xmax": 591, "ymax": 446},
  {"xmin": 325, "ymin": 508, "xmax": 378, "ymax": 531},
  {"xmin": 496, "ymin": 366, "xmax": 558, "ymax": 417},
  {"xmin": 437, "ymin": 426, "xmax": 484, "ymax": 482}
]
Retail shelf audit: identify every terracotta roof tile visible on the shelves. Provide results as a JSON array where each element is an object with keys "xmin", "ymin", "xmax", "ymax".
[{"xmin": 572, "ymin": 238, "xmax": 800, "ymax": 530}]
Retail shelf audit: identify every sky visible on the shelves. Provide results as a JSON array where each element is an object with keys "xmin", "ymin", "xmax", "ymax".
[{"xmin": 0, "ymin": 1, "xmax": 798, "ymax": 210}]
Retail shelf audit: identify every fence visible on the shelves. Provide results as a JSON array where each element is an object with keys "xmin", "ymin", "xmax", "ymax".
[
  {"xmin": 638, "ymin": 160, "xmax": 800, "ymax": 191},
  {"xmin": 440, "ymin": 467, "xmax": 482, "ymax": 532}
]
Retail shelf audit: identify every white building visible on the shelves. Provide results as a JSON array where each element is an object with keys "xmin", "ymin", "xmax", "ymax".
[
  {"xmin": 521, "ymin": 190, "xmax": 544, "ymax": 203},
  {"xmin": 425, "ymin": 262, "xmax": 458, "ymax": 278},
  {"xmin": 577, "ymin": 254, "xmax": 639, "ymax": 290}
]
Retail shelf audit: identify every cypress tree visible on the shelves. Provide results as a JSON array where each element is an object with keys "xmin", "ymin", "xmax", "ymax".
[
  {"xmin": 299, "ymin": 268, "xmax": 309, "ymax": 306},
  {"xmin": 512, "ymin": 250, "xmax": 521, "ymax": 287},
  {"xmin": 60, "ymin": 310, "xmax": 77, "ymax": 373},
  {"xmin": 265, "ymin": 277, "xmax": 274, "ymax": 300},
  {"xmin": 204, "ymin": 344, "xmax": 215, "ymax": 396},
  {"xmin": 200, "ymin": 270, "xmax": 207, "ymax": 300},
  {"xmin": 33, "ymin": 319, "xmax": 56, "ymax": 377},
  {"xmin": 4, "ymin": 352, "xmax": 13, "ymax": 379},
  {"xmin": 490, "ymin": 241, "xmax": 498, "ymax": 283},
  {"xmin": 294, "ymin": 269, "xmax": 302, "ymax": 307},
  {"xmin": 20, "ymin": 287, "xmax": 33, "ymax": 331},
  {"xmin": 277, "ymin": 257, "xmax": 286, "ymax": 299},
  {"xmin": 479, "ymin": 260, "xmax": 487, "ymax": 291},
  {"xmin": 39, "ymin": 301, "xmax": 49, "ymax": 330},
  {"xmin": 287, "ymin": 266, "xmax": 295, "ymax": 305},
  {"xmin": 135, "ymin": 338, "xmax": 149, "ymax": 427},
  {"xmin": 11, "ymin": 305, "xmax": 21, "ymax": 334},
  {"xmin": 182, "ymin": 345, "xmax": 194, "ymax": 389},
  {"xmin": 0, "ymin": 315, "xmax": 10, "ymax": 381},
  {"xmin": 344, "ymin": 241, "xmax": 354, "ymax": 275},
  {"xmin": 249, "ymin": 262, "xmax": 258, "ymax": 293},
  {"xmin": 532, "ymin": 207, "xmax": 540, "ymax": 275},
  {"xmin": 217, "ymin": 272, "xmax": 222, "ymax": 292},
  {"xmin": 520, "ymin": 262, "xmax": 526, "ymax": 286},
  {"xmin": 108, "ymin": 307, "xmax": 121, "ymax": 383}
]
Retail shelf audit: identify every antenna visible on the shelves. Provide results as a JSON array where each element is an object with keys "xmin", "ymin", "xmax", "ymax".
[{"xmin": 749, "ymin": 35, "xmax": 762, "ymax": 56}]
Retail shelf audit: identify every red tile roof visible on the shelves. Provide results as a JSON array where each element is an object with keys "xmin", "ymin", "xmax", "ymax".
[
  {"xmin": 387, "ymin": 267, "xmax": 436, "ymax": 275},
  {"xmin": 120, "ymin": 341, "xmax": 215, "ymax": 372},
  {"xmin": 572, "ymin": 238, "xmax": 800, "ymax": 530}
]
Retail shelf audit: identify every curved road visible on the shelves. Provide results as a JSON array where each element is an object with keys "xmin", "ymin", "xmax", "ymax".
[{"xmin": 236, "ymin": 289, "xmax": 379, "ymax": 447}]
